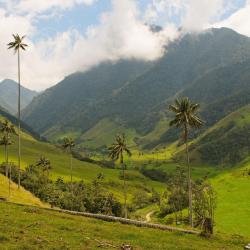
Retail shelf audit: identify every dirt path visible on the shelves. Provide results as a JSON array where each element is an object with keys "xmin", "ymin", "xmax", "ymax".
[{"xmin": 145, "ymin": 211, "xmax": 155, "ymax": 223}]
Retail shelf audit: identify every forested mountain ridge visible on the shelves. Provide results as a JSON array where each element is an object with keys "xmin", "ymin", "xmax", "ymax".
[
  {"xmin": 22, "ymin": 28, "xmax": 250, "ymax": 164},
  {"xmin": 22, "ymin": 60, "xmax": 152, "ymax": 133},
  {"xmin": 0, "ymin": 79, "xmax": 38, "ymax": 115}
]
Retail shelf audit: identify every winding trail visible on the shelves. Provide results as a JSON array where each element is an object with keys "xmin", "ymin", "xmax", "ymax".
[{"xmin": 145, "ymin": 210, "xmax": 155, "ymax": 223}]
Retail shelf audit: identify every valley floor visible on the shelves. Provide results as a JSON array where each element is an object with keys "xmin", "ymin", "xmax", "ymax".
[{"xmin": 0, "ymin": 202, "xmax": 248, "ymax": 250}]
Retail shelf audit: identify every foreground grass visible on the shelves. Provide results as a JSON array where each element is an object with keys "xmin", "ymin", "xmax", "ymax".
[{"xmin": 0, "ymin": 202, "xmax": 248, "ymax": 250}]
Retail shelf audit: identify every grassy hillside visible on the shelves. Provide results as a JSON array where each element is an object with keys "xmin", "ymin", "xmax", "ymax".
[
  {"xmin": 0, "ymin": 174, "xmax": 46, "ymax": 207},
  {"xmin": 0, "ymin": 202, "xmax": 248, "ymax": 250},
  {"xmin": 189, "ymin": 104, "xmax": 250, "ymax": 164},
  {"xmin": 212, "ymin": 159, "xmax": 250, "ymax": 237},
  {"xmin": 0, "ymin": 115, "xmax": 165, "ymax": 203}
]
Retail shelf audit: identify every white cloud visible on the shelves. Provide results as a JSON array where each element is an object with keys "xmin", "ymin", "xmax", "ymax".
[
  {"xmin": 182, "ymin": 0, "xmax": 225, "ymax": 31},
  {"xmin": 0, "ymin": 0, "xmax": 249, "ymax": 91},
  {"xmin": 214, "ymin": 1, "xmax": 250, "ymax": 37},
  {"xmin": 144, "ymin": 0, "xmax": 239, "ymax": 31},
  {"xmin": 5, "ymin": 0, "xmax": 96, "ymax": 15},
  {"xmin": 0, "ymin": 0, "xmax": 178, "ymax": 90}
]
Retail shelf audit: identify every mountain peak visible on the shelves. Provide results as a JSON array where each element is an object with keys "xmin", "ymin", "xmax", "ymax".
[{"xmin": 0, "ymin": 79, "xmax": 38, "ymax": 115}]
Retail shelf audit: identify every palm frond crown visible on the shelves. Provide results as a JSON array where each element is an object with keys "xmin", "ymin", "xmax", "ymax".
[
  {"xmin": 62, "ymin": 137, "xmax": 75, "ymax": 151},
  {"xmin": 0, "ymin": 120, "xmax": 16, "ymax": 135},
  {"xmin": 108, "ymin": 134, "xmax": 132, "ymax": 164},
  {"xmin": 7, "ymin": 34, "xmax": 28, "ymax": 53},
  {"xmin": 169, "ymin": 97, "xmax": 204, "ymax": 132},
  {"xmin": 36, "ymin": 156, "xmax": 52, "ymax": 172},
  {"xmin": 0, "ymin": 135, "xmax": 13, "ymax": 146}
]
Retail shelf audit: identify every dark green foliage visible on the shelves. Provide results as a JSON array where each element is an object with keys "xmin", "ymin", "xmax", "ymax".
[
  {"xmin": 72, "ymin": 151, "xmax": 115, "ymax": 168},
  {"xmin": 140, "ymin": 167, "xmax": 170, "ymax": 182},
  {"xmin": 0, "ymin": 164, "xmax": 122, "ymax": 216},
  {"xmin": 197, "ymin": 124, "xmax": 250, "ymax": 165}
]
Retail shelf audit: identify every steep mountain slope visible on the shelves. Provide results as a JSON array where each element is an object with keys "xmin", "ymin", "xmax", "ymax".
[
  {"xmin": 0, "ymin": 79, "xmax": 38, "ymax": 114},
  {"xmin": 22, "ymin": 60, "xmax": 152, "ymax": 133},
  {"xmin": 23, "ymin": 28, "xmax": 250, "ymax": 144},
  {"xmin": 151, "ymin": 59, "xmax": 250, "ymax": 148},
  {"xmin": 189, "ymin": 104, "xmax": 250, "ymax": 165}
]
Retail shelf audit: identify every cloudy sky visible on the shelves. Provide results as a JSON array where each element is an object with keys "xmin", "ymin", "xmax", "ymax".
[{"xmin": 0, "ymin": 0, "xmax": 249, "ymax": 90}]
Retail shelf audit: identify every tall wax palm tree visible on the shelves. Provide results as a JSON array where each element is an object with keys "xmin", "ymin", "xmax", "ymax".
[
  {"xmin": 0, "ymin": 120, "xmax": 16, "ymax": 176},
  {"xmin": 36, "ymin": 156, "xmax": 52, "ymax": 178},
  {"xmin": 169, "ymin": 97, "xmax": 204, "ymax": 227},
  {"xmin": 7, "ymin": 34, "xmax": 28, "ymax": 189},
  {"xmin": 0, "ymin": 135, "xmax": 14, "ymax": 197},
  {"xmin": 62, "ymin": 138, "xmax": 75, "ymax": 188},
  {"xmin": 108, "ymin": 134, "xmax": 132, "ymax": 218}
]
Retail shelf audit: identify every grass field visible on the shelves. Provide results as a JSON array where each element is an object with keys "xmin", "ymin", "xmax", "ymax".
[
  {"xmin": 0, "ymin": 202, "xmax": 248, "ymax": 250},
  {"xmin": 212, "ymin": 159, "xmax": 250, "ymax": 237}
]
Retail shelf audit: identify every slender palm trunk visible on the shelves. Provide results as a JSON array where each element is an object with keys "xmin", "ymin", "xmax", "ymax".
[
  {"xmin": 7, "ymin": 147, "xmax": 11, "ymax": 198},
  {"xmin": 184, "ymin": 124, "xmax": 193, "ymax": 227},
  {"xmin": 70, "ymin": 152, "xmax": 73, "ymax": 192},
  {"xmin": 121, "ymin": 155, "xmax": 127, "ymax": 219},
  {"xmin": 4, "ymin": 145, "xmax": 8, "ymax": 177},
  {"xmin": 17, "ymin": 48, "xmax": 21, "ymax": 189},
  {"xmin": 123, "ymin": 165, "xmax": 128, "ymax": 218}
]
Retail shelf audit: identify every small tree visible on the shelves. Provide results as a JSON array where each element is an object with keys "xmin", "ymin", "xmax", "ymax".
[
  {"xmin": 108, "ymin": 134, "xmax": 132, "ymax": 218},
  {"xmin": 193, "ymin": 182, "xmax": 216, "ymax": 235},
  {"xmin": 36, "ymin": 156, "xmax": 52, "ymax": 178}
]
